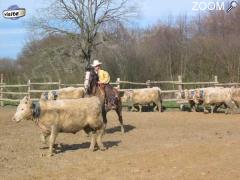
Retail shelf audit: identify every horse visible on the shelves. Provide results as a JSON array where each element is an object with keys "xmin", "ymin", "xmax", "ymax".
[{"xmin": 84, "ymin": 68, "xmax": 125, "ymax": 133}]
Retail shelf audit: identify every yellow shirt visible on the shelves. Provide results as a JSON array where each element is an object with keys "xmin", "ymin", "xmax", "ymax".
[{"xmin": 98, "ymin": 69, "xmax": 110, "ymax": 84}]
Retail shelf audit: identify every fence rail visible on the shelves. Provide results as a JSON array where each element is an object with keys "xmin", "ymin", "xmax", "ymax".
[
  {"xmin": 1, "ymin": 74, "xmax": 240, "ymax": 106},
  {"xmin": 1, "ymin": 92, "xmax": 29, "ymax": 95},
  {"xmin": 0, "ymin": 84, "xmax": 29, "ymax": 88}
]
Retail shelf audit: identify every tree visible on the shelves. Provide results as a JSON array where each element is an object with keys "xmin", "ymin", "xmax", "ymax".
[{"xmin": 30, "ymin": 0, "xmax": 137, "ymax": 68}]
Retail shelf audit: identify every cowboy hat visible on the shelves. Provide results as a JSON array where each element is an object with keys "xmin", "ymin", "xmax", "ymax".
[{"xmin": 91, "ymin": 59, "xmax": 102, "ymax": 67}]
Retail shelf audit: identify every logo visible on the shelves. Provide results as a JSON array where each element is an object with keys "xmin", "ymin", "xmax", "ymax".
[
  {"xmin": 2, "ymin": 5, "xmax": 26, "ymax": 20},
  {"xmin": 226, "ymin": 1, "xmax": 238, "ymax": 13},
  {"xmin": 192, "ymin": 1, "xmax": 239, "ymax": 12},
  {"xmin": 192, "ymin": 1, "xmax": 225, "ymax": 11}
]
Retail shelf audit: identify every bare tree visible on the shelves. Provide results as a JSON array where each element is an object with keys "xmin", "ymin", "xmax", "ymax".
[{"xmin": 30, "ymin": 0, "xmax": 137, "ymax": 67}]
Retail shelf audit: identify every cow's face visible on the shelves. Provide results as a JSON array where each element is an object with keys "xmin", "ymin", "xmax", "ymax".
[
  {"xmin": 48, "ymin": 91, "xmax": 58, "ymax": 100},
  {"xmin": 175, "ymin": 91, "xmax": 183, "ymax": 99},
  {"xmin": 194, "ymin": 89, "xmax": 200, "ymax": 99},
  {"xmin": 121, "ymin": 90, "xmax": 133, "ymax": 103},
  {"xmin": 184, "ymin": 89, "xmax": 189, "ymax": 99},
  {"xmin": 40, "ymin": 92, "xmax": 49, "ymax": 101},
  {"xmin": 189, "ymin": 90, "xmax": 195, "ymax": 98},
  {"xmin": 12, "ymin": 96, "xmax": 32, "ymax": 122}
]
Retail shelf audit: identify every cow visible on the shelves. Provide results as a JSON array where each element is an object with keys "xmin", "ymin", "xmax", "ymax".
[
  {"xmin": 185, "ymin": 89, "xmax": 198, "ymax": 111},
  {"xmin": 175, "ymin": 89, "xmax": 198, "ymax": 111},
  {"xmin": 41, "ymin": 87, "xmax": 85, "ymax": 100},
  {"xmin": 121, "ymin": 87, "xmax": 162, "ymax": 112},
  {"xmin": 195, "ymin": 87, "xmax": 233, "ymax": 114},
  {"xmin": 225, "ymin": 87, "xmax": 240, "ymax": 114},
  {"xmin": 12, "ymin": 96, "xmax": 105, "ymax": 157},
  {"xmin": 231, "ymin": 87, "xmax": 240, "ymax": 107}
]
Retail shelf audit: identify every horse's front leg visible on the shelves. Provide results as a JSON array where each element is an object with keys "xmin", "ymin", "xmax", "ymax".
[{"xmin": 40, "ymin": 132, "xmax": 49, "ymax": 145}]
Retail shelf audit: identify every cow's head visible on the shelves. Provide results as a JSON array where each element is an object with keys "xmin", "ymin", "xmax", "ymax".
[
  {"xmin": 184, "ymin": 89, "xmax": 189, "ymax": 99},
  {"xmin": 48, "ymin": 91, "xmax": 58, "ymax": 100},
  {"xmin": 194, "ymin": 89, "xmax": 201, "ymax": 99},
  {"xmin": 121, "ymin": 90, "xmax": 133, "ymax": 103},
  {"xmin": 175, "ymin": 91, "xmax": 184, "ymax": 99},
  {"xmin": 40, "ymin": 91, "xmax": 49, "ymax": 100},
  {"xmin": 12, "ymin": 96, "xmax": 33, "ymax": 122}
]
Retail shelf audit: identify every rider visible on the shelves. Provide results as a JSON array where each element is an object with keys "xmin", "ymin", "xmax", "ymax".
[{"xmin": 91, "ymin": 59, "xmax": 117, "ymax": 109}]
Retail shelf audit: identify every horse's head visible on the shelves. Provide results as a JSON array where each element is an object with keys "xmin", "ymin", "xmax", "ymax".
[{"xmin": 84, "ymin": 67, "xmax": 99, "ymax": 95}]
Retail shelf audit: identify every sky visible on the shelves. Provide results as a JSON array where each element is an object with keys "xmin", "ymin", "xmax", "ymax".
[{"xmin": 0, "ymin": 0, "xmax": 228, "ymax": 59}]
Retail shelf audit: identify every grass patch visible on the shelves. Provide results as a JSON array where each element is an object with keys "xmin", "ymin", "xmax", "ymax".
[
  {"xmin": 1, "ymin": 101, "xmax": 18, "ymax": 106},
  {"xmin": 162, "ymin": 101, "xmax": 180, "ymax": 108}
]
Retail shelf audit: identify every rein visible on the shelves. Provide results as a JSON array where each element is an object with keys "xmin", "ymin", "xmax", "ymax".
[{"xmin": 98, "ymin": 84, "xmax": 105, "ymax": 97}]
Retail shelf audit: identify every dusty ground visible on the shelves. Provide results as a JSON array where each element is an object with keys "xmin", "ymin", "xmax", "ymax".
[{"xmin": 1, "ymin": 107, "xmax": 240, "ymax": 180}]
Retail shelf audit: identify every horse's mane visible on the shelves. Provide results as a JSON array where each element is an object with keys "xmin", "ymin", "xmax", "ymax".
[{"xmin": 87, "ymin": 68, "xmax": 99, "ymax": 95}]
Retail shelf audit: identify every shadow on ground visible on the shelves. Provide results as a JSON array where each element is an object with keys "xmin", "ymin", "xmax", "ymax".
[
  {"xmin": 106, "ymin": 124, "xmax": 135, "ymax": 134},
  {"xmin": 54, "ymin": 140, "xmax": 121, "ymax": 154}
]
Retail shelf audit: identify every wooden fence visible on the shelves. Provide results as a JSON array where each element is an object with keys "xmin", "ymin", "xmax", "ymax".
[{"xmin": 1, "ymin": 73, "xmax": 240, "ymax": 107}]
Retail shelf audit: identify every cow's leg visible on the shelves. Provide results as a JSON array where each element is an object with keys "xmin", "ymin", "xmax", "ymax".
[
  {"xmin": 40, "ymin": 132, "xmax": 49, "ymax": 144},
  {"xmin": 153, "ymin": 103, "xmax": 157, "ymax": 112},
  {"xmin": 48, "ymin": 125, "xmax": 58, "ymax": 157},
  {"xmin": 155, "ymin": 100, "xmax": 162, "ymax": 112},
  {"xmin": 89, "ymin": 131, "xmax": 97, "ymax": 151},
  {"xmin": 115, "ymin": 105, "xmax": 124, "ymax": 134},
  {"xmin": 225, "ymin": 101, "xmax": 237, "ymax": 114},
  {"xmin": 203, "ymin": 104, "xmax": 209, "ymax": 113},
  {"xmin": 96, "ymin": 126, "xmax": 106, "ymax": 151},
  {"xmin": 190, "ymin": 101, "xmax": 196, "ymax": 112},
  {"xmin": 211, "ymin": 105, "xmax": 214, "ymax": 114},
  {"xmin": 213, "ymin": 103, "xmax": 222, "ymax": 113},
  {"xmin": 131, "ymin": 106, "xmax": 138, "ymax": 112}
]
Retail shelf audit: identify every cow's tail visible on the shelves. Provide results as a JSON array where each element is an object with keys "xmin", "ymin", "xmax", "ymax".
[{"xmin": 158, "ymin": 87, "xmax": 163, "ymax": 110}]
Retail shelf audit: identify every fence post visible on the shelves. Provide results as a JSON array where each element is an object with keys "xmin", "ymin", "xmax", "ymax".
[
  {"xmin": 58, "ymin": 79, "xmax": 61, "ymax": 89},
  {"xmin": 146, "ymin": 80, "xmax": 151, "ymax": 88},
  {"xmin": 178, "ymin": 75, "xmax": 183, "ymax": 92},
  {"xmin": 214, "ymin": 75, "xmax": 218, "ymax": 86},
  {"xmin": 116, "ymin": 78, "xmax": 120, "ymax": 89},
  {"xmin": 0, "ymin": 74, "xmax": 3, "ymax": 107},
  {"xmin": 28, "ymin": 80, "xmax": 31, "ymax": 99}
]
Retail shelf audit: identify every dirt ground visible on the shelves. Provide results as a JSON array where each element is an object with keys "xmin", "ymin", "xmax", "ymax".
[{"xmin": 1, "ymin": 107, "xmax": 240, "ymax": 180}]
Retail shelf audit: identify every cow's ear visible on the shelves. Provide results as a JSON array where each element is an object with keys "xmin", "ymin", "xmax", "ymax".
[{"xmin": 22, "ymin": 96, "xmax": 28, "ymax": 103}]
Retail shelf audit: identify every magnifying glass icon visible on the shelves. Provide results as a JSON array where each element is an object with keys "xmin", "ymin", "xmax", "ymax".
[{"xmin": 227, "ymin": 1, "xmax": 238, "ymax": 13}]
